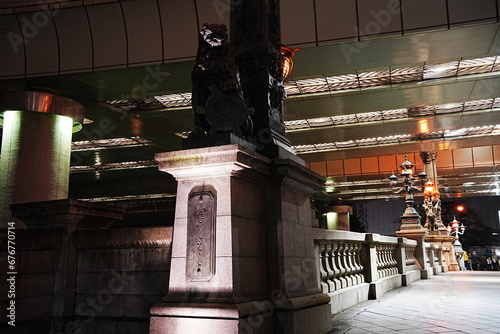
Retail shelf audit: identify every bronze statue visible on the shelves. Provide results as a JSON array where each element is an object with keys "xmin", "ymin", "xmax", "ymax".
[
  {"xmin": 190, "ymin": 23, "xmax": 253, "ymax": 138},
  {"xmin": 423, "ymin": 191, "xmax": 441, "ymax": 231}
]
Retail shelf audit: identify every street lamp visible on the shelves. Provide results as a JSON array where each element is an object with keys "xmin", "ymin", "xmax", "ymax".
[
  {"xmin": 389, "ymin": 154, "xmax": 427, "ymax": 229},
  {"xmin": 447, "ymin": 217, "xmax": 465, "ymax": 240},
  {"xmin": 447, "ymin": 217, "xmax": 466, "ymax": 264}
]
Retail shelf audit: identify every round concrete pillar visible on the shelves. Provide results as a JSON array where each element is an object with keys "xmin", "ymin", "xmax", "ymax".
[{"xmin": 0, "ymin": 91, "xmax": 84, "ymax": 224}]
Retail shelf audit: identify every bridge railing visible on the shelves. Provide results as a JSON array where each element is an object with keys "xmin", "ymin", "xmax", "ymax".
[
  {"xmin": 317, "ymin": 232, "xmax": 365, "ymax": 293},
  {"xmin": 404, "ymin": 242, "xmax": 419, "ymax": 272},
  {"xmin": 313, "ymin": 228, "xmax": 446, "ymax": 314}
]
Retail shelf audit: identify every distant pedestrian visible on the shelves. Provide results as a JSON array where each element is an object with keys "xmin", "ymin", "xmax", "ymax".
[
  {"xmin": 463, "ymin": 251, "xmax": 471, "ymax": 270},
  {"xmin": 487, "ymin": 257, "xmax": 493, "ymax": 270},
  {"xmin": 491, "ymin": 249, "xmax": 499, "ymax": 271},
  {"xmin": 480, "ymin": 255, "xmax": 488, "ymax": 271},
  {"xmin": 470, "ymin": 251, "xmax": 480, "ymax": 270}
]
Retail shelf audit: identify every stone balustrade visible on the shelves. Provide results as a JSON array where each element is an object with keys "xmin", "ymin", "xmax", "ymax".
[
  {"xmin": 318, "ymin": 239, "xmax": 365, "ymax": 293},
  {"xmin": 404, "ymin": 243, "xmax": 419, "ymax": 271},
  {"xmin": 425, "ymin": 242, "xmax": 447, "ymax": 275},
  {"xmin": 312, "ymin": 228, "xmax": 447, "ymax": 315},
  {"xmin": 376, "ymin": 243, "xmax": 398, "ymax": 278}
]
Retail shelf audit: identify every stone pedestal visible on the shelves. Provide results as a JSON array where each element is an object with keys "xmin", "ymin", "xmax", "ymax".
[
  {"xmin": 425, "ymin": 234, "xmax": 459, "ymax": 271},
  {"xmin": 396, "ymin": 229, "xmax": 432, "ymax": 279},
  {"xmin": 151, "ymin": 144, "xmax": 331, "ymax": 334},
  {"xmin": 398, "ymin": 203, "xmax": 423, "ymax": 231}
]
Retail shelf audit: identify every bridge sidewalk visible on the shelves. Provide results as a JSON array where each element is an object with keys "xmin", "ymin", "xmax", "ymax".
[{"xmin": 329, "ymin": 271, "xmax": 500, "ymax": 334}]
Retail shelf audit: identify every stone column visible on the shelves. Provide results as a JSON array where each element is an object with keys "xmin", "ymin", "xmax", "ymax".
[
  {"xmin": 150, "ymin": 144, "xmax": 331, "ymax": 334},
  {"xmin": 0, "ymin": 91, "xmax": 84, "ymax": 227}
]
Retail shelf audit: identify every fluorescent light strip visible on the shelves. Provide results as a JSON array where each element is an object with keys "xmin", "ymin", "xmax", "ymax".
[
  {"xmin": 154, "ymin": 55, "xmax": 500, "ymax": 109},
  {"xmin": 331, "ymin": 183, "xmax": 494, "ymax": 195},
  {"xmin": 326, "ymin": 179, "xmax": 389, "ymax": 187},
  {"xmin": 78, "ymin": 193, "xmax": 176, "ymax": 202},
  {"xmin": 71, "ymin": 137, "xmax": 152, "ymax": 151},
  {"xmin": 154, "ymin": 93, "xmax": 193, "ymax": 108},
  {"xmin": 287, "ymin": 56, "xmax": 499, "ymax": 96},
  {"xmin": 293, "ymin": 125, "xmax": 500, "ymax": 154},
  {"xmin": 348, "ymin": 187, "xmax": 497, "ymax": 200},
  {"xmin": 285, "ymin": 98, "xmax": 500, "ymax": 131},
  {"xmin": 350, "ymin": 194, "xmax": 402, "ymax": 200},
  {"xmin": 327, "ymin": 173, "xmax": 499, "ymax": 188},
  {"xmin": 337, "ymin": 188, "xmax": 394, "ymax": 194},
  {"xmin": 70, "ymin": 160, "xmax": 157, "ymax": 172}
]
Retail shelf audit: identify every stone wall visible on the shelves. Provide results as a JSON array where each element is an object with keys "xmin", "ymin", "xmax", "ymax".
[
  {"xmin": 0, "ymin": 227, "xmax": 173, "ymax": 334},
  {"xmin": 71, "ymin": 227, "xmax": 172, "ymax": 334},
  {"xmin": 0, "ymin": 229, "xmax": 62, "ymax": 332}
]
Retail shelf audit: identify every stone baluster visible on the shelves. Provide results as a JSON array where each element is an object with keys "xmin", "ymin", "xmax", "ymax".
[
  {"xmin": 382, "ymin": 245, "xmax": 388, "ymax": 277},
  {"xmin": 343, "ymin": 243, "xmax": 354, "ymax": 287},
  {"xmin": 375, "ymin": 244, "xmax": 381, "ymax": 277},
  {"xmin": 328, "ymin": 243, "xmax": 342, "ymax": 290},
  {"xmin": 351, "ymin": 243, "xmax": 362, "ymax": 285},
  {"xmin": 389, "ymin": 245, "xmax": 398, "ymax": 276},
  {"xmin": 323, "ymin": 243, "xmax": 335, "ymax": 292},
  {"xmin": 349, "ymin": 243, "xmax": 361, "ymax": 285},
  {"xmin": 376, "ymin": 244, "xmax": 385, "ymax": 278},
  {"xmin": 384, "ymin": 245, "xmax": 391, "ymax": 276},
  {"xmin": 345, "ymin": 244, "xmax": 354, "ymax": 284},
  {"xmin": 348, "ymin": 243, "xmax": 359, "ymax": 285},
  {"xmin": 318, "ymin": 244, "xmax": 329, "ymax": 293},
  {"xmin": 385, "ymin": 245, "xmax": 392, "ymax": 275},
  {"xmin": 406, "ymin": 246, "xmax": 418, "ymax": 271},
  {"xmin": 336, "ymin": 243, "xmax": 348, "ymax": 288}
]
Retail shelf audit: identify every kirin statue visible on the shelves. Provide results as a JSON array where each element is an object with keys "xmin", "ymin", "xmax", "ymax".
[
  {"xmin": 423, "ymin": 191, "xmax": 441, "ymax": 231},
  {"xmin": 190, "ymin": 23, "xmax": 253, "ymax": 138}
]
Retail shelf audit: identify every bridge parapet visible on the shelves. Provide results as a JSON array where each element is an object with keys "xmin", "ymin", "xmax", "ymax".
[{"xmin": 313, "ymin": 228, "xmax": 446, "ymax": 315}]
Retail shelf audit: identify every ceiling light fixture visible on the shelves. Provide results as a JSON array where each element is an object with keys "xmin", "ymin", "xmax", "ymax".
[
  {"xmin": 153, "ymin": 55, "xmax": 500, "ymax": 109},
  {"xmin": 284, "ymin": 97, "xmax": 500, "ymax": 131},
  {"xmin": 292, "ymin": 124, "xmax": 500, "ymax": 154},
  {"xmin": 71, "ymin": 136, "xmax": 152, "ymax": 151}
]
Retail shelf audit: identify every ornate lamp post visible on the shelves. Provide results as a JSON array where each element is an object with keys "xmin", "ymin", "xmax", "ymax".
[
  {"xmin": 389, "ymin": 154, "xmax": 427, "ymax": 230},
  {"xmin": 420, "ymin": 151, "xmax": 447, "ymax": 235},
  {"xmin": 447, "ymin": 217, "xmax": 466, "ymax": 268},
  {"xmin": 447, "ymin": 217, "xmax": 465, "ymax": 242}
]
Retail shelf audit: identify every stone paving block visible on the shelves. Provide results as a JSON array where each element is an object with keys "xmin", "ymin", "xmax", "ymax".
[{"xmin": 329, "ymin": 272, "xmax": 500, "ymax": 334}]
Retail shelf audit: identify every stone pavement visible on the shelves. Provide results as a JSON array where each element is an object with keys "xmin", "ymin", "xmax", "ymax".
[{"xmin": 329, "ymin": 271, "xmax": 500, "ymax": 334}]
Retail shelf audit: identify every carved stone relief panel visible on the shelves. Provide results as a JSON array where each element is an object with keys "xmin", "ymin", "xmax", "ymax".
[{"xmin": 186, "ymin": 191, "xmax": 216, "ymax": 282}]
